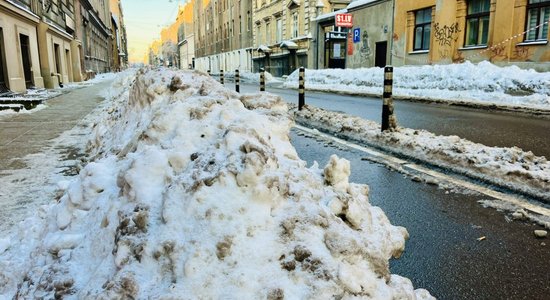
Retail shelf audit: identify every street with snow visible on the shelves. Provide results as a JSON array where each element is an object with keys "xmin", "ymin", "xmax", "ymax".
[{"xmin": 0, "ymin": 63, "xmax": 549, "ymax": 299}]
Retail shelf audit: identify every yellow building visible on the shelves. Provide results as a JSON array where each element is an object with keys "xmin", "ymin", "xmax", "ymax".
[
  {"xmin": 0, "ymin": 0, "xmax": 44, "ymax": 93},
  {"xmin": 393, "ymin": 0, "xmax": 550, "ymax": 70},
  {"xmin": 110, "ymin": 0, "xmax": 128, "ymax": 71},
  {"xmin": 147, "ymin": 2, "xmax": 194, "ymax": 67}
]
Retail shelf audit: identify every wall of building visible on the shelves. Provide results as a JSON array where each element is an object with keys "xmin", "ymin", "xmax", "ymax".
[
  {"xmin": 194, "ymin": 49, "xmax": 253, "ymax": 73},
  {"xmin": 346, "ymin": 0, "xmax": 393, "ymax": 68},
  {"xmin": 77, "ymin": 0, "xmax": 112, "ymax": 75},
  {"xmin": 193, "ymin": 0, "xmax": 254, "ymax": 73},
  {"xmin": 393, "ymin": 0, "xmax": 550, "ymax": 70},
  {"xmin": 179, "ymin": 35, "xmax": 195, "ymax": 69},
  {"xmin": 0, "ymin": 1, "xmax": 44, "ymax": 92}
]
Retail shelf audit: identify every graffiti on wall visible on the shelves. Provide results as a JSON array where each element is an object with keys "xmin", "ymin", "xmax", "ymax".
[
  {"xmin": 360, "ymin": 31, "xmax": 372, "ymax": 58},
  {"xmin": 433, "ymin": 22, "xmax": 461, "ymax": 47},
  {"xmin": 513, "ymin": 46, "xmax": 531, "ymax": 60},
  {"xmin": 489, "ymin": 44, "xmax": 507, "ymax": 60}
]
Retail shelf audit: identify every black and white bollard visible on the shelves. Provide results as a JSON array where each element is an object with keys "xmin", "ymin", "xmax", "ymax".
[
  {"xmin": 298, "ymin": 67, "xmax": 305, "ymax": 110},
  {"xmin": 381, "ymin": 66, "xmax": 396, "ymax": 132},
  {"xmin": 207, "ymin": 70, "xmax": 211, "ymax": 76},
  {"xmin": 220, "ymin": 69, "xmax": 224, "ymax": 85},
  {"xmin": 260, "ymin": 68, "xmax": 265, "ymax": 92},
  {"xmin": 235, "ymin": 69, "xmax": 240, "ymax": 93}
]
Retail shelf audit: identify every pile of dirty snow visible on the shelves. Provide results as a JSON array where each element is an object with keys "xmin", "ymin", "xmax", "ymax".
[
  {"xmin": 284, "ymin": 61, "xmax": 550, "ymax": 111},
  {"xmin": 0, "ymin": 68, "xmax": 432, "ymax": 299},
  {"xmin": 295, "ymin": 105, "xmax": 550, "ymax": 202}
]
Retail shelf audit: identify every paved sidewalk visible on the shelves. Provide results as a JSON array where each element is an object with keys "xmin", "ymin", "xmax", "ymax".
[
  {"xmin": 0, "ymin": 79, "xmax": 113, "ymax": 232},
  {"xmin": 0, "ymin": 80, "xmax": 112, "ymax": 171}
]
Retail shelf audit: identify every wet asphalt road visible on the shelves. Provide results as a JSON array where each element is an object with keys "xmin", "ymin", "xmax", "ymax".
[
  {"xmin": 290, "ymin": 129, "xmax": 550, "ymax": 300},
  {"xmin": 234, "ymin": 82, "xmax": 550, "ymax": 159}
]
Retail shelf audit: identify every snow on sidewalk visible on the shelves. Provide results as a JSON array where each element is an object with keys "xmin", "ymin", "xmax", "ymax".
[
  {"xmin": 284, "ymin": 61, "xmax": 550, "ymax": 112},
  {"xmin": 0, "ymin": 69, "xmax": 433, "ymax": 299}
]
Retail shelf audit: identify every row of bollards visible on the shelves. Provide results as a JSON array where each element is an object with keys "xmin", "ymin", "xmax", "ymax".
[
  {"xmin": 205, "ymin": 66, "xmax": 395, "ymax": 130},
  {"xmin": 381, "ymin": 66, "xmax": 395, "ymax": 132},
  {"xmin": 259, "ymin": 68, "xmax": 265, "ymax": 92}
]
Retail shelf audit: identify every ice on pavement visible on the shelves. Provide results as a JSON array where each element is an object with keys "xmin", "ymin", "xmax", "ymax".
[
  {"xmin": 0, "ymin": 69, "xmax": 433, "ymax": 299},
  {"xmin": 284, "ymin": 61, "xmax": 550, "ymax": 111}
]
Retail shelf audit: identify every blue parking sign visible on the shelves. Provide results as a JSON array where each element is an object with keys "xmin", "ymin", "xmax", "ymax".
[{"xmin": 353, "ymin": 28, "xmax": 361, "ymax": 43}]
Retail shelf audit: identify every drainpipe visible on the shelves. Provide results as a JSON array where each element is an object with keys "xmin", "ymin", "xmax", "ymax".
[
  {"xmin": 315, "ymin": 0, "xmax": 324, "ymax": 69},
  {"xmin": 389, "ymin": 0, "xmax": 395, "ymax": 65}
]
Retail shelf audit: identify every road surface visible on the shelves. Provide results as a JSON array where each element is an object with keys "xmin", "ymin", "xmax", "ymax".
[
  {"xmin": 290, "ymin": 128, "xmax": 550, "ymax": 300},
  {"xmin": 231, "ymin": 81, "xmax": 550, "ymax": 159}
]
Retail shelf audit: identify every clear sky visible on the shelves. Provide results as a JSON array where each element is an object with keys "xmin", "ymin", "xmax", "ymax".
[{"xmin": 121, "ymin": 0, "xmax": 186, "ymax": 63}]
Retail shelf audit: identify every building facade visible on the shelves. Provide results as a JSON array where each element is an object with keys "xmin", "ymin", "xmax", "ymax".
[
  {"xmin": 75, "ymin": 0, "xmax": 112, "ymax": 75},
  {"xmin": 251, "ymin": 0, "xmax": 334, "ymax": 76},
  {"xmin": 193, "ymin": 0, "xmax": 254, "ymax": 73},
  {"xmin": 345, "ymin": 0, "xmax": 393, "ymax": 69},
  {"xmin": 0, "ymin": 0, "xmax": 125, "ymax": 94},
  {"xmin": 177, "ymin": 14, "xmax": 194, "ymax": 69},
  {"xmin": 0, "ymin": 0, "xmax": 44, "ymax": 93},
  {"xmin": 110, "ymin": 0, "xmax": 128, "ymax": 71},
  {"xmin": 393, "ymin": 0, "xmax": 550, "ymax": 70},
  {"xmin": 37, "ymin": 0, "xmax": 82, "ymax": 88}
]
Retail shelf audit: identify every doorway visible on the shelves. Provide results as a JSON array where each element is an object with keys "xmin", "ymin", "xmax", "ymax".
[
  {"xmin": 375, "ymin": 41, "xmax": 387, "ymax": 68},
  {"xmin": 19, "ymin": 34, "xmax": 34, "ymax": 88},
  {"xmin": 0, "ymin": 29, "xmax": 10, "ymax": 94},
  {"xmin": 324, "ymin": 31, "xmax": 347, "ymax": 69}
]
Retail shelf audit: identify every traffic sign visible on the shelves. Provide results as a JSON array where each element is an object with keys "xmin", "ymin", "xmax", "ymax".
[{"xmin": 353, "ymin": 28, "xmax": 361, "ymax": 43}]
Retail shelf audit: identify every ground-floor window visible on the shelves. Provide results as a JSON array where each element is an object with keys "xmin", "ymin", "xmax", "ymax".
[
  {"xmin": 465, "ymin": 0, "xmax": 490, "ymax": 46},
  {"xmin": 525, "ymin": 0, "xmax": 550, "ymax": 41},
  {"xmin": 414, "ymin": 7, "xmax": 432, "ymax": 51}
]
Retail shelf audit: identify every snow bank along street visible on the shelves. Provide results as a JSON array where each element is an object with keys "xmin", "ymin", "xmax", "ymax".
[
  {"xmin": 283, "ymin": 61, "xmax": 550, "ymax": 112},
  {"xmin": 0, "ymin": 69, "xmax": 433, "ymax": 299},
  {"xmin": 294, "ymin": 106, "xmax": 550, "ymax": 204}
]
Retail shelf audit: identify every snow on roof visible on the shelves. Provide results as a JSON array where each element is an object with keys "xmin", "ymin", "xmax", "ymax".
[
  {"xmin": 347, "ymin": 0, "xmax": 381, "ymax": 10},
  {"xmin": 257, "ymin": 45, "xmax": 272, "ymax": 52},
  {"xmin": 279, "ymin": 40, "xmax": 298, "ymax": 49},
  {"xmin": 314, "ymin": 8, "xmax": 347, "ymax": 22}
]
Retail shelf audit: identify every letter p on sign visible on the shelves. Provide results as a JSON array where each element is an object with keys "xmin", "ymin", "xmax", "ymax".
[{"xmin": 353, "ymin": 28, "xmax": 361, "ymax": 43}]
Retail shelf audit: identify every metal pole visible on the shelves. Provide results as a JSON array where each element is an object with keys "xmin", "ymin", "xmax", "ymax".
[
  {"xmin": 220, "ymin": 69, "xmax": 224, "ymax": 85},
  {"xmin": 235, "ymin": 69, "xmax": 240, "ymax": 93},
  {"xmin": 260, "ymin": 68, "xmax": 265, "ymax": 91},
  {"xmin": 382, "ymin": 66, "xmax": 395, "ymax": 132},
  {"xmin": 298, "ymin": 67, "xmax": 305, "ymax": 110}
]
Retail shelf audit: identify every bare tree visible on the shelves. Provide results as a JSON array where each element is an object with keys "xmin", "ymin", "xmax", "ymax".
[{"xmin": 161, "ymin": 41, "xmax": 179, "ymax": 67}]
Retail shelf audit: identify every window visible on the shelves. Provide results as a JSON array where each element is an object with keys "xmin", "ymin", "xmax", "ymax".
[
  {"xmin": 413, "ymin": 7, "xmax": 432, "ymax": 51},
  {"xmin": 292, "ymin": 12, "xmax": 299, "ymax": 38},
  {"xmin": 276, "ymin": 18, "xmax": 282, "ymax": 42},
  {"xmin": 465, "ymin": 0, "xmax": 490, "ymax": 46},
  {"xmin": 525, "ymin": 0, "xmax": 550, "ymax": 41}
]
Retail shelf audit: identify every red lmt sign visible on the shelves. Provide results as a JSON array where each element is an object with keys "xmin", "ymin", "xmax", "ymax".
[{"xmin": 335, "ymin": 13, "xmax": 353, "ymax": 28}]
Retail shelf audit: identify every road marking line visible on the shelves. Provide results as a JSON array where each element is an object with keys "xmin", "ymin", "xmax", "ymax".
[{"xmin": 294, "ymin": 124, "xmax": 550, "ymax": 217}]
